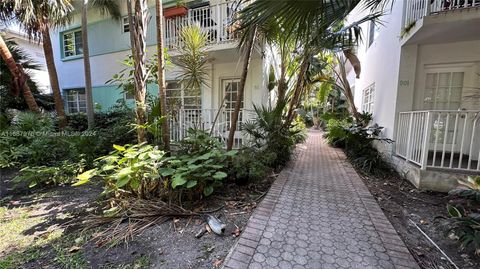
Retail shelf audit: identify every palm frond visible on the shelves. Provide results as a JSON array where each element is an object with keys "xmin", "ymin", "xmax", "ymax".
[{"xmin": 92, "ymin": 0, "xmax": 121, "ymax": 20}]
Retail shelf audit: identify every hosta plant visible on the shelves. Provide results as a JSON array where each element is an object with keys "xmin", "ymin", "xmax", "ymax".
[{"xmin": 74, "ymin": 143, "xmax": 167, "ymax": 199}]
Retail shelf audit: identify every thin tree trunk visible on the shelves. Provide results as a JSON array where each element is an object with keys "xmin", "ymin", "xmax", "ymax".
[
  {"xmin": 131, "ymin": 0, "xmax": 148, "ymax": 143},
  {"xmin": 127, "ymin": 0, "xmax": 135, "ymax": 55},
  {"xmin": 82, "ymin": 0, "xmax": 95, "ymax": 129},
  {"xmin": 0, "ymin": 35, "xmax": 40, "ymax": 112},
  {"xmin": 226, "ymin": 27, "xmax": 256, "ymax": 150},
  {"xmin": 155, "ymin": 0, "xmax": 170, "ymax": 151},
  {"xmin": 286, "ymin": 52, "xmax": 310, "ymax": 126},
  {"xmin": 41, "ymin": 26, "xmax": 67, "ymax": 128}
]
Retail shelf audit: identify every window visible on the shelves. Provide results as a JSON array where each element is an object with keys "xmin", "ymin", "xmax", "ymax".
[
  {"xmin": 368, "ymin": 21, "xmax": 380, "ymax": 47},
  {"xmin": 122, "ymin": 16, "xmax": 130, "ymax": 33},
  {"xmin": 63, "ymin": 30, "xmax": 82, "ymax": 57},
  {"xmin": 165, "ymin": 81, "xmax": 201, "ymax": 110},
  {"xmin": 65, "ymin": 89, "xmax": 86, "ymax": 114},
  {"xmin": 362, "ymin": 84, "xmax": 375, "ymax": 114},
  {"xmin": 423, "ymin": 71, "xmax": 464, "ymax": 110}
]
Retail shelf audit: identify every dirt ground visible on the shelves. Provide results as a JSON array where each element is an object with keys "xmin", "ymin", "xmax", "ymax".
[
  {"xmin": 0, "ymin": 168, "xmax": 273, "ymax": 269},
  {"xmin": 359, "ymin": 170, "xmax": 480, "ymax": 269}
]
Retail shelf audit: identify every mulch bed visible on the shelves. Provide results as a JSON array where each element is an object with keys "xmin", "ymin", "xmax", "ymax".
[
  {"xmin": 0, "ymin": 168, "xmax": 274, "ymax": 269},
  {"xmin": 358, "ymin": 169, "xmax": 480, "ymax": 269}
]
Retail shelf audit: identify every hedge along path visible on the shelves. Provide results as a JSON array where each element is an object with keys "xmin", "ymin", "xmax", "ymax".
[{"xmin": 223, "ymin": 130, "xmax": 419, "ymax": 269}]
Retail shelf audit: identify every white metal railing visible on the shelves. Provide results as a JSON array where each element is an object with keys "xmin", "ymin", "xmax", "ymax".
[
  {"xmin": 165, "ymin": 1, "xmax": 241, "ymax": 49},
  {"xmin": 396, "ymin": 110, "xmax": 480, "ymax": 171},
  {"xmin": 404, "ymin": 0, "xmax": 480, "ymax": 28},
  {"xmin": 167, "ymin": 108, "xmax": 255, "ymax": 147}
]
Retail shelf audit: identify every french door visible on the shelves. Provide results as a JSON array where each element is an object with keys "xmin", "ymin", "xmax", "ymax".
[
  {"xmin": 423, "ymin": 71, "xmax": 464, "ymax": 151},
  {"xmin": 222, "ymin": 78, "xmax": 243, "ymax": 131}
]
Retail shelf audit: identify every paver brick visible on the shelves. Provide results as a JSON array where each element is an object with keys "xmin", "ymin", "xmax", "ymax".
[{"xmin": 222, "ymin": 131, "xmax": 419, "ymax": 269}]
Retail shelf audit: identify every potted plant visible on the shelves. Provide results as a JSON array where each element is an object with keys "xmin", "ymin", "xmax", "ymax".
[{"xmin": 164, "ymin": 0, "xmax": 188, "ymax": 18}]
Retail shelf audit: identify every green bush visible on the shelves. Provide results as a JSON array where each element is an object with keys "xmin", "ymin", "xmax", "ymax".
[
  {"xmin": 446, "ymin": 176, "xmax": 480, "ymax": 255},
  {"xmin": 243, "ymin": 103, "xmax": 301, "ymax": 168},
  {"xmin": 13, "ymin": 160, "xmax": 86, "ymax": 188},
  {"xmin": 75, "ymin": 143, "xmax": 166, "ymax": 199},
  {"xmin": 231, "ymin": 148, "xmax": 271, "ymax": 184}
]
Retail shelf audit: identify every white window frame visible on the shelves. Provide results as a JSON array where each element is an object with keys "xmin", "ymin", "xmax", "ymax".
[
  {"xmin": 62, "ymin": 29, "xmax": 82, "ymax": 58},
  {"xmin": 362, "ymin": 84, "xmax": 375, "ymax": 114},
  {"xmin": 122, "ymin": 16, "xmax": 130, "ymax": 33},
  {"xmin": 165, "ymin": 81, "xmax": 202, "ymax": 110},
  {"xmin": 65, "ymin": 89, "xmax": 87, "ymax": 114}
]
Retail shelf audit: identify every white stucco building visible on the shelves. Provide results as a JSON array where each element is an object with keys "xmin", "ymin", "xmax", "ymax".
[
  {"xmin": 348, "ymin": 0, "xmax": 480, "ymax": 191},
  {"xmin": 50, "ymin": 0, "xmax": 273, "ymax": 147},
  {"xmin": 3, "ymin": 26, "xmax": 51, "ymax": 94}
]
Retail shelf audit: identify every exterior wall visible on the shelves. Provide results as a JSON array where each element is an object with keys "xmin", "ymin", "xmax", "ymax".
[
  {"xmin": 347, "ymin": 1, "xmax": 405, "ymax": 154},
  {"xmin": 4, "ymin": 28, "xmax": 51, "ymax": 94},
  {"xmin": 50, "ymin": 0, "xmax": 270, "ymax": 112}
]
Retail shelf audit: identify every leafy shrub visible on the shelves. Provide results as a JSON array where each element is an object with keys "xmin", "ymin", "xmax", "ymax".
[
  {"xmin": 324, "ymin": 118, "xmax": 350, "ymax": 147},
  {"xmin": 163, "ymin": 148, "xmax": 236, "ymax": 197},
  {"xmin": 13, "ymin": 160, "xmax": 86, "ymax": 188},
  {"xmin": 243, "ymin": 103, "xmax": 301, "ymax": 168},
  {"xmin": 291, "ymin": 116, "xmax": 308, "ymax": 144},
  {"xmin": 178, "ymin": 128, "xmax": 222, "ymax": 155},
  {"xmin": 75, "ymin": 143, "xmax": 166, "ymax": 199},
  {"xmin": 446, "ymin": 176, "xmax": 480, "ymax": 255},
  {"xmin": 231, "ymin": 148, "xmax": 271, "ymax": 184}
]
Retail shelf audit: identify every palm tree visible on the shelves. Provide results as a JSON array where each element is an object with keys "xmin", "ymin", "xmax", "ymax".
[
  {"xmin": 79, "ymin": 0, "xmax": 120, "ymax": 129},
  {"xmin": 0, "ymin": 0, "xmax": 73, "ymax": 128},
  {"xmin": 237, "ymin": 0, "xmax": 385, "ymax": 127},
  {"xmin": 128, "ymin": 0, "xmax": 149, "ymax": 143},
  {"xmin": 226, "ymin": 26, "xmax": 257, "ymax": 150},
  {"xmin": 0, "ymin": 34, "xmax": 39, "ymax": 112},
  {"xmin": 155, "ymin": 0, "xmax": 170, "ymax": 151}
]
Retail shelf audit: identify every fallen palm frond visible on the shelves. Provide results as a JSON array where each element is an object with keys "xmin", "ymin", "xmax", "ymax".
[{"xmin": 80, "ymin": 198, "xmax": 199, "ymax": 246}]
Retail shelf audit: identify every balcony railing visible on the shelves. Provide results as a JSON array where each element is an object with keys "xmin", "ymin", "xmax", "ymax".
[
  {"xmin": 167, "ymin": 108, "xmax": 256, "ymax": 147},
  {"xmin": 165, "ymin": 1, "xmax": 240, "ymax": 49},
  {"xmin": 395, "ymin": 110, "xmax": 480, "ymax": 172},
  {"xmin": 404, "ymin": 0, "xmax": 480, "ymax": 28}
]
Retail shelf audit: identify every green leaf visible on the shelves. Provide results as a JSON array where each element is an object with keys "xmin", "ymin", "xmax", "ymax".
[
  {"xmin": 172, "ymin": 175, "xmax": 187, "ymax": 189},
  {"xmin": 447, "ymin": 204, "xmax": 462, "ymax": 218},
  {"xmin": 130, "ymin": 178, "xmax": 140, "ymax": 190},
  {"xmin": 203, "ymin": 185, "xmax": 214, "ymax": 196},
  {"xmin": 213, "ymin": 171, "xmax": 227, "ymax": 180},
  {"xmin": 160, "ymin": 167, "xmax": 176, "ymax": 177},
  {"xmin": 72, "ymin": 169, "xmax": 97, "ymax": 186},
  {"xmin": 198, "ymin": 152, "xmax": 213, "ymax": 160},
  {"xmin": 186, "ymin": 180, "xmax": 197, "ymax": 188},
  {"xmin": 113, "ymin": 144, "xmax": 126, "ymax": 151},
  {"xmin": 225, "ymin": 150, "xmax": 238, "ymax": 156},
  {"xmin": 116, "ymin": 175, "xmax": 130, "ymax": 188}
]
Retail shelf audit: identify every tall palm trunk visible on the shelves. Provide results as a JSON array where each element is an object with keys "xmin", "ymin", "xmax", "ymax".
[
  {"xmin": 286, "ymin": 52, "xmax": 310, "ymax": 126},
  {"xmin": 155, "ymin": 0, "xmax": 170, "ymax": 151},
  {"xmin": 131, "ymin": 0, "xmax": 148, "ymax": 143},
  {"xmin": 0, "ymin": 35, "xmax": 39, "ymax": 112},
  {"xmin": 82, "ymin": 0, "xmax": 95, "ymax": 129},
  {"xmin": 41, "ymin": 25, "xmax": 67, "ymax": 128},
  {"xmin": 226, "ymin": 27, "xmax": 257, "ymax": 150}
]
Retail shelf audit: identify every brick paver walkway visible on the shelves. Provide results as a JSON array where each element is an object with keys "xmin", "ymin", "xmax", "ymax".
[{"xmin": 223, "ymin": 130, "xmax": 419, "ymax": 269}]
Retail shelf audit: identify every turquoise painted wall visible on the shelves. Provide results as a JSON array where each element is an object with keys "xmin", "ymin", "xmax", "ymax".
[
  {"xmin": 60, "ymin": 0, "xmax": 201, "ymax": 59},
  {"xmin": 92, "ymin": 84, "xmax": 160, "ymax": 112}
]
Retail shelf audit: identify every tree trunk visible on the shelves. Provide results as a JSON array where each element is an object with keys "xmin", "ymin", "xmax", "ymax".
[
  {"xmin": 155, "ymin": 0, "xmax": 170, "ymax": 151},
  {"xmin": 226, "ymin": 27, "xmax": 256, "ymax": 150},
  {"xmin": 286, "ymin": 52, "xmax": 310, "ymax": 126},
  {"xmin": 82, "ymin": 0, "xmax": 95, "ymax": 129},
  {"xmin": 41, "ymin": 26, "xmax": 67, "ymax": 128},
  {"xmin": 131, "ymin": 0, "xmax": 148, "ymax": 143},
  {"xmin": 0, "ymin": 35, "xmax": 40, "ymax": 112}
]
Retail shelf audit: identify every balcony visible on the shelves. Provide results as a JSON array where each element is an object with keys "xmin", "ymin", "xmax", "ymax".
[
  {"xmin": 167, "ymin": 108, "xmax": 256, "ymax": 148},
  {"xmin": 395, "ymin": 110, "xmax": 480, "ymax": 172},
  {"xmin": 402, "ymin": 0, "xmax": 480, "ymax": 45},
  {"xmin": 165, "ymin": 1, "xmax": 240, "ymax": 49}
]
